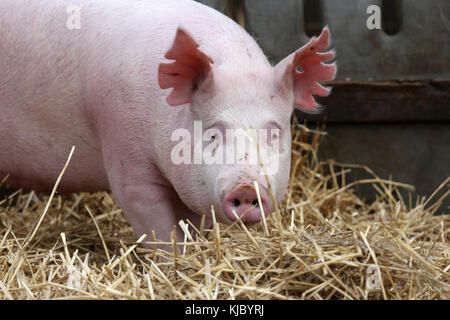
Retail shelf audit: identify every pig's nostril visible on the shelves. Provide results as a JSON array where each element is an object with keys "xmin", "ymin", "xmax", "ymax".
[{"xmin": 223, "ymin": 185, "xmax": 271, "ymax": 223}]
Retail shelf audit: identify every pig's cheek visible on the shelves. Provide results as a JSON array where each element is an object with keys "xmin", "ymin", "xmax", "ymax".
[
  {"xmin": 276, "ymin": 136, "xmax": 290, "ymax": 155},
  {"xmin": 214, "ymin": 169, "xmax": 242, "ymax": 203},
  {"xmin": 277, "ymin": 156, "xmax": 291, "ymax": 200},
  {"xmin": 215, "ymin": 174, "xmax": 229, "ymax": 201},
  {"xmin": 190, "ymin": 163, "xmax": 221, "ymax": 210},
  {"xmin": 257, "ymin": 145, "xmax": 281, "ymax": 179}
]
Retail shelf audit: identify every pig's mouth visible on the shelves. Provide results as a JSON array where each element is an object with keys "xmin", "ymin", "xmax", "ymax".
[{"xmin": 221, "ymin": 184, "xmax": 271, "ymax": 223}]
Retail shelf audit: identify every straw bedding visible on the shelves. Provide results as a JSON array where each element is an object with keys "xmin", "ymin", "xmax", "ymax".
[{"xmin": 0, "ymin": 122, "xmax": 448, "ymax": 300}]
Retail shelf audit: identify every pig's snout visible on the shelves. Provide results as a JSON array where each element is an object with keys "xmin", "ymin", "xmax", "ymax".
[{"xmin": 222, "ymin": 185, "xmax": 270, "ymax": 223}]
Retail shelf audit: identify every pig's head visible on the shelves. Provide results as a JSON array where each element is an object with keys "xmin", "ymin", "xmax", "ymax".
[{"xmin": 158, "ymin": 26, "xmax": 336, "ymax": 224}]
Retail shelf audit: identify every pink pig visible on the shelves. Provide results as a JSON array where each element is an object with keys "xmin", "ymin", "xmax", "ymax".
[{"xmin": 0, "ymin": 0, "xmax": 336, "ymax": 244}]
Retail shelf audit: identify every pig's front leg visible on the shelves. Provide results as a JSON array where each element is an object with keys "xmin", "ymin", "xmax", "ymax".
[
  {"xmin": 94, "ymin": 109, "xmax": 204, "ymax": 248},
  {"xmin": 114, "ymin": 179, "xmax": 205, "ymax": 248}
]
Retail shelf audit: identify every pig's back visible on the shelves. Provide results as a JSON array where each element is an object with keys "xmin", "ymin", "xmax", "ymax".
[
  {"xmin": 0, "ymin": 0, "xmax": 269, "ymax": 192},
  {"xmin": 0, "ymin": 0, "xmax": 110, "ymax": 191}
]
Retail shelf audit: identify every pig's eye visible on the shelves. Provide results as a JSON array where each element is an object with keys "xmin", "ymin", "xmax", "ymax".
[
  {"xmin": 271, "ymin": 132, "xmax": 279, "ymax": 140},
  {"xmin": 265, "ymin": 122, "xmax": 282, "ymax": 145},
  {"xmin": 205, "ymin": 131, "xmax": 219, "ymax": 142},
  {"xmin": 268, "ymin": 130, "xmax": 280, "ymax": 145},
  {"xmin": 204, "ymin": 123, "xmax": 226, "ymax": 145}
]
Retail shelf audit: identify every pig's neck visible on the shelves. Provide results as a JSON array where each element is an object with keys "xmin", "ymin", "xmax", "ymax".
[{"xmin": 152, "ymin": 105, "xmax": 196, "ymax": 186}]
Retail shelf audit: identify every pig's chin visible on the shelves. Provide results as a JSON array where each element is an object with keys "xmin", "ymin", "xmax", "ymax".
[{"xmin": 214, "ymin": 210, "xmax": 232, "ymax": 224}]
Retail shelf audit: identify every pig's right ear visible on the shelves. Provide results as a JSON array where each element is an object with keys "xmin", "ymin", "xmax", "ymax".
[
  {"xmin": 158, "ymin": 27, "xmax": 214, "ymax": 106},
  {"xmin": 274, "ymin": 27, "xmax": 336, "ymax": 112}
]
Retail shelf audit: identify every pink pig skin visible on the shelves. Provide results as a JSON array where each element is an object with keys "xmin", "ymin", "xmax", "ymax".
[{"xmin": 0, "ymin": 0, "xmax": 336, "ymax": 245}]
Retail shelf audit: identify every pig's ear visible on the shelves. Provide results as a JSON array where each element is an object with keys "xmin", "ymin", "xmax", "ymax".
[
  {"xmin": 274, "ymin": 26, "xmax": 336, "ymax": 111},
  {"xmin": 158, "ymin": 27, "xmax": 214, "ymax": 106}
]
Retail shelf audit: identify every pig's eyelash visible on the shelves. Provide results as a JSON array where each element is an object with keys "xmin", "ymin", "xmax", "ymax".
[
  {"xmin": 266, "ymin": 121, "xmax": 282, "ymax": 132},
  {"xmin": 265, "ymin": 121, "xmax": 283, "ymax": 143},
  {"xmin": 204, "ymin": 120, "xmax": 228, "ymax": 132}
]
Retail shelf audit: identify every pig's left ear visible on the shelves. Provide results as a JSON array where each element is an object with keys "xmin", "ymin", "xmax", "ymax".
[
  {"xmin": 274, "ymin": 27, "xmax": 336, "ymax": 111},
  {"xmin": 158, "ymin": 27, "xmax": 214, "ymax": 106}
]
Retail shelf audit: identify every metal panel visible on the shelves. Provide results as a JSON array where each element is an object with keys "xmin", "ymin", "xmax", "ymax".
[
  {"xmin": 316, "ymin": 122, "xmax": 450, "ymax": 212},
  {"xmin": 195, "ymin": 0, "xmax": 227, "ymax": 14},
  {"xmin": 303, "ymin": 79, "xmax": 450, "ymax": 122},
  {"xmin": 199, "ymin": 1, "xmax": 450, "ymax": 80},
  {"xmin": 320, "ymin": 0, "xmax": 450, "ymax": 80},
  {"xmin": 242, "ymin": 0, "xmax": 305, "ymax": 64}
]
